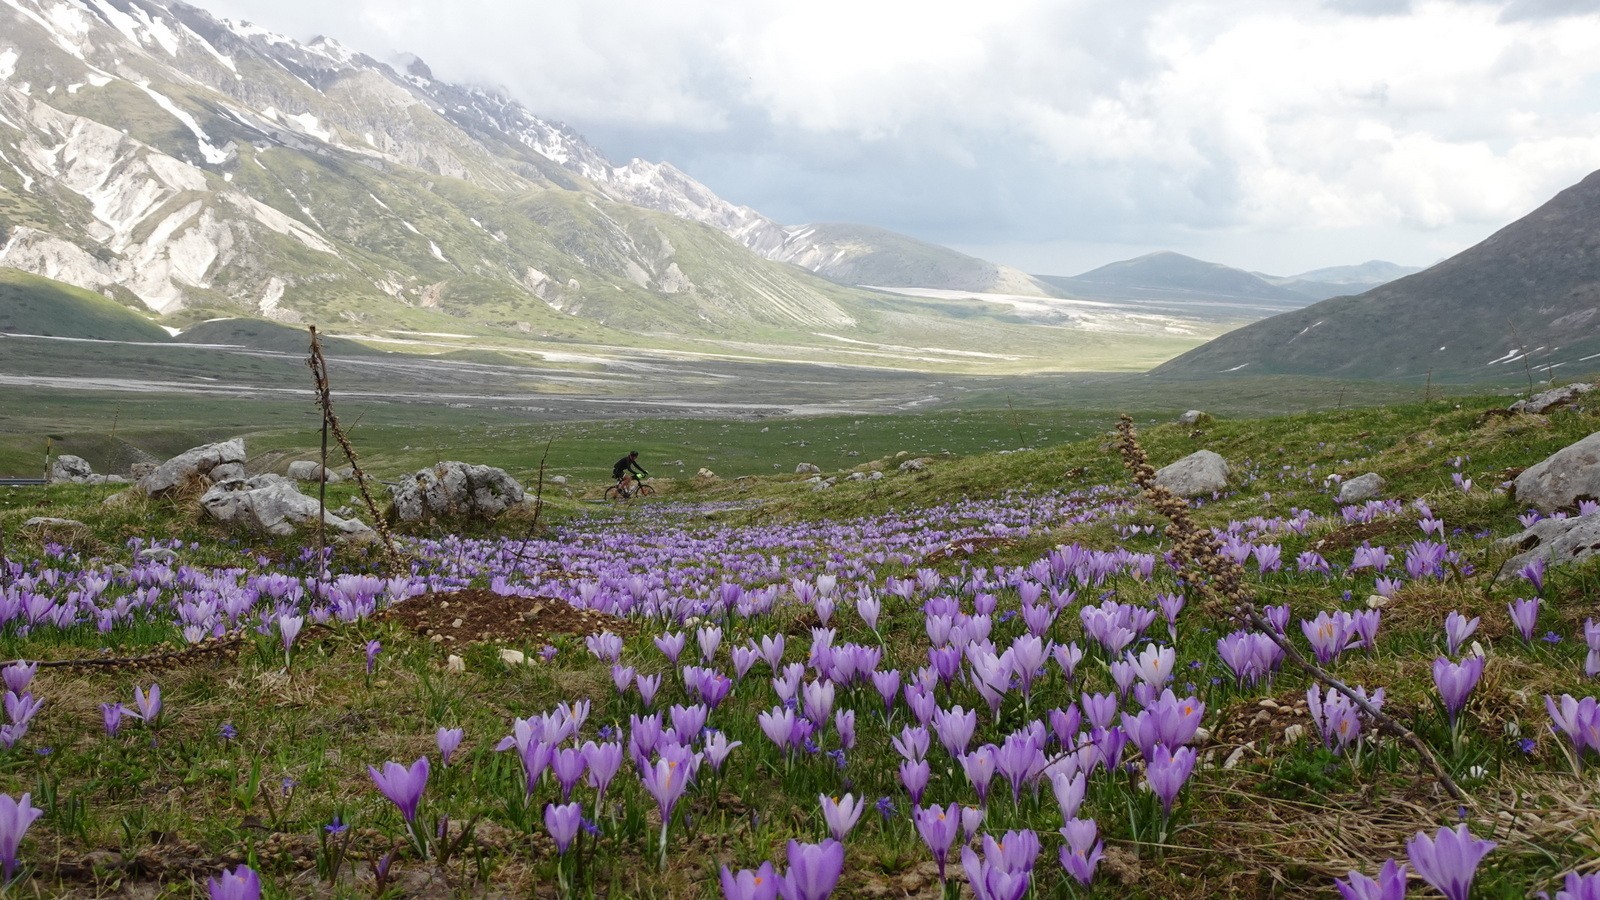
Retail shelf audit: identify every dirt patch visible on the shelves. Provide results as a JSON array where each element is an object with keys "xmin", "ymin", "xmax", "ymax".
[
  {"xmin": 379, "ymin": 588, "xmax": 632, "ymax": 647},
  {"xmin": 1312, "ymin": 517, "xmax": 1411, "ymax": 552},
  {"xmin": 920, "ymin": 535, "xmax": 1021, "ymax": 565}
]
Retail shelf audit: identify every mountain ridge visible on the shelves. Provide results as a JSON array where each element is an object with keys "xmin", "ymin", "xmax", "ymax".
[{"xmin": 1151, "ymin": 167, "xmax": 1600, "ymax": 382}]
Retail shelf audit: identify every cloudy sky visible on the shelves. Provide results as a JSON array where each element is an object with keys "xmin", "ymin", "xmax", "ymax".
[{"xmin": 201, "ymin": 0, "xmax": 1600, "ymax": 276}]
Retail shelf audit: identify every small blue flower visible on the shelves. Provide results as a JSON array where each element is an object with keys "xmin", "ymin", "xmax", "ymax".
[
  {"xmin": 325, "ymin": 814, "xmax": 348, "ymax": 835},
  {"xmin": 875, "ymin": 796, "xmax": 896, "ymax": 820},
  {"xmin": 1517, "ymin": 738, "xmax": 1536, "ymax": 754},
  {"xmin": 1543, "ymin": 631, "xmax": 1563, "ymax": 644},
  {"xmin": 220, "ymin": 723, "xmax": 237, "ymax": 741}
]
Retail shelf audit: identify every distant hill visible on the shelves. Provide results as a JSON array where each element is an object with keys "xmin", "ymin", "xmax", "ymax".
[
  {"xmin": 0, "ymin": 269, "xmax": 171, "ymax": 342},
  {"xmin": 1286, "ymin": 261, "xmax": 1423, "ymax": 285},
  {"xmin": 1034, "ymin": 252, "xmax": 1318, "ymax": 320},
  {"xmin": 174, "ymin": 318, "xmax": 387, "ymax": 357},
  {"xmin": 771, "ymin": 224, "xmax": 1057, "ymax": 296},
  {"xmin": 1152, "ymin": 168, "xmax": 1600, "ymax": 381}
]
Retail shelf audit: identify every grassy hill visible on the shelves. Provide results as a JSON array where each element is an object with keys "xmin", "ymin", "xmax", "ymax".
[{"xmin": 0, "ymin": 269, "xmax": 171, "ymax": 342}]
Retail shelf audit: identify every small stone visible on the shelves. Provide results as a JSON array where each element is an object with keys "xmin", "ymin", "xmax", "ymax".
[{"xmin": 446, "ymin": 655, "xmax": 466, "ymax": 672}]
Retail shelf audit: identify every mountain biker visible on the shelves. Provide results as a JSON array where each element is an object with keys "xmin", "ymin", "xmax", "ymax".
[{"xmin": 611, "ymin": 451, "xmax": 648, "ymax": 492}]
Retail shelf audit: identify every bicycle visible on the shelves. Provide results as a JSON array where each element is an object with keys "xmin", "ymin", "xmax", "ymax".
[{"xmin": 603, "ymin": 476, "xmax": 655, "ymax": 502}]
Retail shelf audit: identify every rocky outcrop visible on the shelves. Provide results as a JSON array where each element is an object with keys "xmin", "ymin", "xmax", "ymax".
[
  {"xmin": 138, "ymin": 439, "xmax": 247, "ymax": 498},
  {"xmin": 48, "ymin": 455, "xmax": 95, "ymax": 484},
  {"xmin": 1512, "ymin": 432, "xmax": 1600, "ymax": 513},
  {"xmin": 388, "ymin": 462, "xmax": 527, "ymax": 522},
  {"xmin": 200, "ymin": 474, "xmax": 373, "ymax": 539},
  {"xmin": 1511, "ymin": 384, "xmax": 1593, "ymax": 415},
  {"xmin": 287, "ymin": 461, "xmax": 344, "ymax": 484},
  {"xmin": 1337, "ymin": 473, "xmax": 1386, "ymax": 505},
  {"xmin": 899, "ymin": 458, "xmax": 933, "ymax": 472},
  {"xmin": 1497, "ymin": 513, "xmax": 1600, "ymax": 579},
  {"xmin": 1178, "ymin": 410, "xmax": 1210, "ymax": 426},
  {"xmin": 1154, "ymin": 450, "xmax": 1230, "ymax": 497},
  {"xmin": 795, "ymin": 463, "xmax": 822, "ymax": 475}
]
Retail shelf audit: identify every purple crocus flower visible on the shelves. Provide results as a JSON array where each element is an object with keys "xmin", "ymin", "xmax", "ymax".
[
  {"xmin": 1544, "ymin": 694, "xmax": 1600, "ymax": 769},
  {"xmin": 778, "ymin": 839, "xmax": 844, "ymax": 900},
  {"xmin": 1432, "ymin": 656, "xmax": 1484, "ymax": 727},
  {"xmin": 819, "ymin": 794, "xmax": 863, "ymax": 842},
  {"xmin": 899, "ymin": 758, "xmax": 931, "ymax": 804},
  {"xmin": 1145, "ymin": 745, "xmax": 1196, "ymax": 816},
  {"xmin": 1, "ymin": 664, "xmax": 35, "ymax": 696},
  {"xmin": 1405, "ymin": 824, "xmax": 1495, "ymax": 900},
  {"xmin": 932, "ymin": 706, "xmax": 977, "ymax": 758},
  {"xmin": 552, "ymin": 747, "xmax": 588, "ymax": 801},
  {"xmin": 365, "ymin": 640, "xmax": 381, "ymax": 674},
  {"xmin": 961, "ymin": 747, "xmax": 997, "ymax": 806},
  {"xmin": 1587, "ymin": 619, "xmax": 1600, "ymax": 678},
  {"xmin": 101, "ymin": 703, "xmax": 126, "ymax": 737},
  {"xmin": 1058, "ymin": 818, "xmax": 1104, "ymax": 885},
  {"xmin": 1551, "ymin": 871, "xmax": 1600, "ymax": 900},
  {"xmin": 721, "ymin": 862, "xmax": 781, "ymax": 900},
  {"xmin": 582, "ymin": 741, "xmax": 624, "ymax": 798},
  {"xmin": 638, "ymin": 754, "xmax": 693, "ymax": 824},
  {"xmin": 1443, "ymin": 612, "xmax": 1479, "ymax": 657},
  {"xmin": 1335, "ymin": 858, "xmax": 1407, "ymax": 900},
  {"xmin": 133, "ymin": 684, "xmax": 161, "ymax": 725},
  {"xmin": 0, "ymin": 792, "xmax": 42, "ymax": 881},
  {"xmin": 368, "ymin": 756, "xmax": 430, "ymax": 823},
  {"xmin": 654, "ymin": 632, "xmax": 687, "ymax": 665},
  {"xmin": 207, "ymin": 863, "xmax": 262, "ymax": 900},
  {"xmin": 278, "ymin": 614, "xmax": 304, "ymax": 655},
  {"xmin": 913, "ymin": 803, "xmax": 960, "ymax": 882},
  {"xmin": 1519, "ymin": 556, "xmax": 1546, "ymax": 593},
  {"xmin": 436, "ymin": 727, "xmax": 464, "ymax": 767},
  {"xmin": 543, "ymin": 801, "xmax": 583, "ymax": 854}
]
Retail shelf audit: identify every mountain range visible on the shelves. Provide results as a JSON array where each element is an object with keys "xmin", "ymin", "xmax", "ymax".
[{"xmin": 1154, "ymin": 166, "xmax": 1600, "ymax": 382}]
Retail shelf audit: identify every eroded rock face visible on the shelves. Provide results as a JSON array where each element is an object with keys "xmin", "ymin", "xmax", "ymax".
[
  {"xmin": 1338, "ymin": 473, "xmax": 1386, "ymax": 505},
  {"xmin": 1513, "ymin": 432, "xmax": 1600, "ymax": 513},
  {"xmin": 1154, "ymin": 450, "xmax": 1230, "ymax": 497},
  {"xmin": 388, "ymin": 461, "xmax": 527, "ymax": 522},
  {"xmin": 1510, "ymin": 383, "xmax": 1593, "ymax": 415},
  {"xmin": 1497, "ymin": 513, "xmax": 1600, "ymax": 579},
  {"xmin": 138, "ymin": 439, "xmax": 247, "ymax": 498},
  {"xmin": 200, "ymin": 474, "xmax": 372, "ymax": 539}
]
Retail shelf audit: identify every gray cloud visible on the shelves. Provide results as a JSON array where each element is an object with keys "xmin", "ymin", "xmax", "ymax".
[{"xmin": 199, "ymin": 0, "xmax": 1600, "ymax": 275}]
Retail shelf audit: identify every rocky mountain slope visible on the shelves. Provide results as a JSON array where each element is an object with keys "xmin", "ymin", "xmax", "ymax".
[
  {"xmin": 1152, "ymin": 167, "xmax": 1600, "ymax": 382},
  {"xmin": 0, "ymin": 0, "xmax": 1053, "ymax": 350}
]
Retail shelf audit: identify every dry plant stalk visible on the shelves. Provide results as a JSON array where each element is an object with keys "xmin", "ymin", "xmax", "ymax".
[
  {"xmin": 507, "ymin": 439, "xmax": 554, "ymax": 577},
  {"xmin": 306, "ymin": 326, "xmax": 402, "ymax": 570},
  {"xmin": 1113, "ymin": 414, "xmax": 1469, "ymax": 805}
]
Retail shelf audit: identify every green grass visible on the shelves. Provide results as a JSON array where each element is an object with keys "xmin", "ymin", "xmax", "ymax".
[
  {"xmin": 0, "ymin": 269, "xmax": 171, "ymax": 342},
  {"xmin": 2, "ymin": 392, "xmax": 1600, "ymax": 895}
]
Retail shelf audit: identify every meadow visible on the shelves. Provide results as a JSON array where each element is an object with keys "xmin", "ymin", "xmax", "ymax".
[{"xmin": 0, "ymin": 391, "xmax": 1596, "ymax": 898}]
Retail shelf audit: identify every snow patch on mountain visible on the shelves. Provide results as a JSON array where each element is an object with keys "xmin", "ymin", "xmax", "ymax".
[
  {"xmin": 0, "ymin": 48, "xmax": 18, "ymax": 81},
  {"xmin": 131, "ymin": 80, "xmax": 231, "ymax": 164}
]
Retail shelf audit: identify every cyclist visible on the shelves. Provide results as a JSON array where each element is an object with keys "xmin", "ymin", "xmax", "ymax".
[{"xmin": 611, "ymin": 451, "xmax": 648, "ymax": 495}]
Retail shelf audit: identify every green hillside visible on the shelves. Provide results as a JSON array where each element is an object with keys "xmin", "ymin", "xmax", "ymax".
[{"xmin": 0, "ymin": 269, "xmax": 171, "ymax": 342}]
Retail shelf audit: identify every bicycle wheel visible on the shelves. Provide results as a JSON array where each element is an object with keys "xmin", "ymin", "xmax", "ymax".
[
  {"xmin": 603, "ymin": 485, "xmax": 625, "ymax": 502},
  {"xmin": 636, "ymin": 484, "xmax": 656, "ymax": 497}
]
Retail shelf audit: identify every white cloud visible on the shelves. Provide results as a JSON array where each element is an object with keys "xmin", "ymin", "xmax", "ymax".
[{"xmin": 199, "ymin": 0, "xmax": 1600, "ymax": 273}]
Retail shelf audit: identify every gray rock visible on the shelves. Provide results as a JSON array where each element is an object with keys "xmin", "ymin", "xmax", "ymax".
[
  {"xmin": 129, "ymin": 462, "xmax": 157, "ymax": 480},
  {"xmin": 1513, "ymin": 432, "xmax": 1600, "ymax": 513},
  {"xmin": 21, "ymin": 516, "xmax": 88, "ymax": 530},
  {"xmin": 1154, "ymin": 450, "xmax": 1231, "ymax": 497},
  {"xmin": 388, "ymin": 461, "xmax": 527, "ymax": 522},
  {"xmin": 1497, "ymin": 513, "xmax": 1600, "ymax": 579},
  {"xmin": 201, "ymin": 474, "xmax": 373, "ymax": 539},
  {"xmin": 48, "ymin": 455, "xmax": 95, "ymax": 484},
  {"xmin": 1511, "ymin": 383, "xmax": 1593, "ymax": 415},
  {"xmin": 137, "ymin": 548, "xmax": 180, "ymax": 564},
  {"xmin": 868, "ymin": 471, "xmax": 884, "ymax": 481},
  {"xmin": 899, "ymin": 457, "xmax": 933, "ymax": 472},
  {"xmin": 1178, "ymin": 410, "xmax": 1210, "ymax": 426},
  {"xmin": 138, "ymin": 439, "xmax": 247, "ymax": 498},
  {"xmin": 795, "ymin": 463, "xmax": 822, "ymax": 475},
  {"xmin": 549, "ymin": 475, "xmax": 568, "ymax": 485},
  {"xmin": 287, "ymin": 461, "xmax": 343, "ymax": 484},
  {"xmin": 847, "ymin": 472, "xmax": 867, "ymax": 482},
  {"xmin": 1337, "ymin": 473, "xmax": 1386, "ymax": 504},
  {"xmin": 697, "ymin": 468, "xmax": 717, "ymax": 479}
]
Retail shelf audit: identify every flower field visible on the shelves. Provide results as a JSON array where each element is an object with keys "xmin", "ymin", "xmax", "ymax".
[{"xmin": 1, "ymin": 397, "xmax": 1599, "ymax": 898}]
